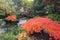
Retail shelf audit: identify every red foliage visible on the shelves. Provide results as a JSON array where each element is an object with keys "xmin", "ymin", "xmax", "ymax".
[
  {"xmin": 22, "ymin": 17, "xmax": 60, "ymax": 40},
  {"xmin": 6, "ymin": 15, "xmax": 16, "ymax": 21}
]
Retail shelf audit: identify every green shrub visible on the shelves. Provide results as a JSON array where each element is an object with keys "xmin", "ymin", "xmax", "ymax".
[
  {"xmin": 0, "ymin": 25, "xmax": 22, "ymax": 40},
  {"xmin": 3, "ymin": 32, "xmax": 16, "ymax": 40},
  {"xmin": 47, "ymin": 13, "xmax": 60, "ymax": 24}
]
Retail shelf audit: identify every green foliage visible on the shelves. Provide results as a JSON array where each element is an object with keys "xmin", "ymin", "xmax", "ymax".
[
  {"xmin": 21, "ymin": 0, "xmax": 34, "ymax": 9},
  {"xmin": 0, "ymin": 25, "xmax": 22, "ymax": 40},
  {"xmin": 46, "ymin": 5, "xmax": 54, "ymax": 14},
  {"xmin": 47, "ymin": 13, "xmax": 60, "ymax": 24},
  {"xmin": 0, "ymin": 19, "xmax": 3, "ymax": 22},
  {"xmin": 3, "ymin": 32, "xmax": 16, "ymax": 40},
  {"xmin": 0, "ymin": 33, "xmax": 16, "ymax": 40},
  {"xmin": 33, "ymin": 0, "xmax": 46, "ymax": 16}
]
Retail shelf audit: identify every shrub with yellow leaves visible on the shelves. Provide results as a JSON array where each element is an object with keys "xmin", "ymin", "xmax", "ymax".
[
  {"xmin": 17, "ymin": 31, "xmax": 36, "ymax": 40},
  {"xmin": 17, "ymin": 31, "xmax": 27, "ymax": 40}
]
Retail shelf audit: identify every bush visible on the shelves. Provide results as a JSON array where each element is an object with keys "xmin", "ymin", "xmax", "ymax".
[
  {"xmin": 3, "ymin": 32, "xmax": 16, "ymax": 40},
  {"xmin": 47, "ymin": 13, "xmax": 60, "ymax": 24},
  {"xmin": 0, "ymin": 25, "xmax": 22, "ymax": 40}
]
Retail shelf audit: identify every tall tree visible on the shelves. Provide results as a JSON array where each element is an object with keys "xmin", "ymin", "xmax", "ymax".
[{"xmin": 33, "ymin": 0, "xmax": 46, "ymax": 16}]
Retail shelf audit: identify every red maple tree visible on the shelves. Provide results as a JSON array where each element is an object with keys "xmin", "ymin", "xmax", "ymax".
[{"xmin": 22, "ymin": 17, "xmax": 60, "ymax": 40}]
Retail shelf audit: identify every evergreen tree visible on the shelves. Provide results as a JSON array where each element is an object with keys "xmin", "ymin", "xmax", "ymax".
[{"xmin": 33, "ymin": 0, "xmax": 47, "ymax": 16}]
